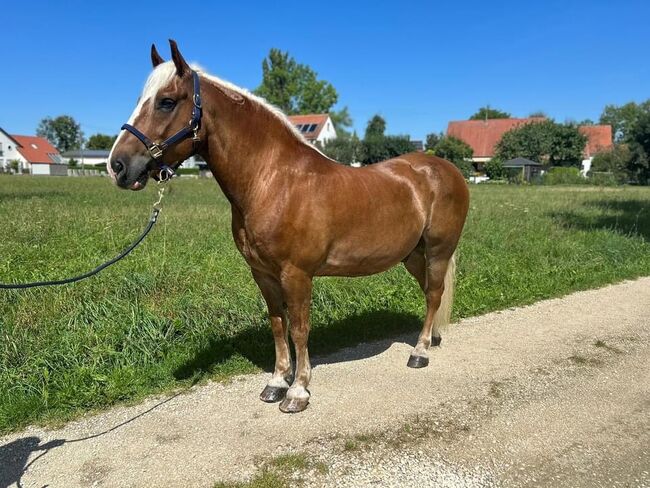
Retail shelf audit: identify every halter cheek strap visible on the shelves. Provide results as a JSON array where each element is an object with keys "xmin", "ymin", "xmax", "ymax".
[{"xmin": 120, "ymin": 70, "xmax": 202, "ymax": 176}]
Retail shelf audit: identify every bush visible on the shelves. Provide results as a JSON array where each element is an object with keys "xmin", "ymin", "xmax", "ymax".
[
  {"xmin": 542, "ymin": 167, "xmax": 586, "ymax": 185},
  {"xmin": 589, "ymin": 172, "xmax": 619, "ymax": 186},
  {"xmin": 484, "ymin": 158, "xmax": 506, "ymax": 180}
]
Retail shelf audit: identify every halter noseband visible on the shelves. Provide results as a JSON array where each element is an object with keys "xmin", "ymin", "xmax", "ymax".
[{"xmin": 120, "ymin": 70, "xmax": 202, "ymax": 180}]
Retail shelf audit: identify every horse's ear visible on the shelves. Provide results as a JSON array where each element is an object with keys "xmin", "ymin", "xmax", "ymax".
[
  {"xmin": 169, "ymin": 39, "xmax": 190, "ymax": 77},
  {"xmin": 151, "ymin": 44, "xmax": 165, "ymax": 68}
]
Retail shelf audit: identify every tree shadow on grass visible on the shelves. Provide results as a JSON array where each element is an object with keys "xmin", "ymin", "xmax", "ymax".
[
  {"xmin": 173, "ymin": 310, "xmax": 422, "ymax": 381},
  {"xmin": 550, "ymin": 198, "xmax": 650, "ymax": 241}
]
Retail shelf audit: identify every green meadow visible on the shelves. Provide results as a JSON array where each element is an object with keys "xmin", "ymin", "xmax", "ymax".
[{"xmin": 1, "ymin": 176, "xmax": 649, "ymax": 434}]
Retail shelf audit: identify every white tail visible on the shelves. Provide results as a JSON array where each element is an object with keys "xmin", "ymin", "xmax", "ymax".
[{"xmin": 433, "ymin": 252, "xmax": 456, "ymax": 330}]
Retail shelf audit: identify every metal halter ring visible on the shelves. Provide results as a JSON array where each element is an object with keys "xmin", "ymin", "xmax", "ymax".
[{"xmin": 158, "ymin": 166, "xmax": 175, "ymax": 182}]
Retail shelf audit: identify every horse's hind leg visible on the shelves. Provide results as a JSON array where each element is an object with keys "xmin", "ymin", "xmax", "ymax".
[
  {"xmin": 252, "ymin": 270, "xmax": 293, "ymax": 403},
  {"xmin": 404, "ymin": 247, "xmax": 455, "ymax": 368}
]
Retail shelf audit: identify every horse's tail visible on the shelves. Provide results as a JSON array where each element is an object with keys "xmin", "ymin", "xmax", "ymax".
[{"xmin": 433, "ymin": 252, "xmax": 456, "ymax": 330}]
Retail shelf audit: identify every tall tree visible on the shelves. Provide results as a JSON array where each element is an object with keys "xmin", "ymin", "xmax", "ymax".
[
  {"xmin": 254, "ymin": 48, "xmax": 352, "ymax": 133},
  {"xmin": 36, "ymin": 115, "xmax": 83, "ymax": 152},
  {"xmin": 322, "ymin": 132, "xmax": 362, "ymax": 165},
  {"xmin": 626, "ymin": 110, "xmax": 650, "ymax": 184},
  {"xmin": 599, "ymin": 100, "xmax": 650, "ymax": 142},
  {"xmin": 469, "ymin": 106, "xmax": 511, "ymax": 120},
  {"xmin": 364, "ymin": 115, "xmax": 386, "ymax": 140},
  {"xmin": 495, "ymin": 120, "xmax": 587, "ymax": 167},
  {"xmin": 429, "ymin": 136, "xmax": 474, "ymax": 177},
  {"xmin": 425, "ymin": 132, "xmax": 442, "ymax": 151},
  {"xmin": 86, "ymin": 133, "xmax": 117, "ymax": 150}
]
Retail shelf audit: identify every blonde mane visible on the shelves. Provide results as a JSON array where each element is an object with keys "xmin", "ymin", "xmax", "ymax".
[{"xmin": 112, "ymin": 61, "xmax": 333, "ymax": 164}]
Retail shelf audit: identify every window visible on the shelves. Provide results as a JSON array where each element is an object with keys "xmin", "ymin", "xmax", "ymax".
[
  {"xmin": 308, "ymin": 124, "xmax": 317, "ymax": 132},
  {"xmin": 295, "ymin": 124, "xmax": 302, "ymax": 131},
  {"xmin": 301, "ymin": 125, "xmax": 309, "ymax": 132}
]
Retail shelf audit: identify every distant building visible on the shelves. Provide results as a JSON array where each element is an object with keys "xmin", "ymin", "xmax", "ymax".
[
  {"xmin": 446, "ymin": 118, "xmax": 613, "ymax": 174},
  {"xmin": 287, "ymin": 114, "xmax": 337, "ymax": 145},
  {"xmin": 502, "ymin": 157, "xmax": 543, "ymax": 182},
  {"xmin": 446, "ymin": 118, "xmax": 546, "ymax": 163},
  {"xmin": 410, "ymin": 140, "xmax": 424, "ymax": 152},
  {"xmin": 0, "ymin": 127, "xmax": 65, "ymax": 175},
  {"xmin": 579, "ymin": 125, "xmax": 613, "ymax": 175},
  {"xmin": 61, "ymin": 149, "xmax": 110, "ymax": 169}
]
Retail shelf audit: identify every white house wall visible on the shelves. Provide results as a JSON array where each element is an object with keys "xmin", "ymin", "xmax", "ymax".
[
  {"xmin": 316, "ymin": 118, "xmax": 337, "ymax": 144},
  {"xmin": 0, "ymin": 132, "xmax": 26, "ymax": 169},
  {"xmin": 31, "ymin": 164, "xmax": 51, "ymax": 175}
]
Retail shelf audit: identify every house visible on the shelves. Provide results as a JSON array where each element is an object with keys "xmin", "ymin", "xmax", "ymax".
[
  {"xmin": 287, "ymin": 114, "xmax": 337, "ymax": 145},
  {"xmin": 0, "ymin": 127, "xmax": 65, "ymax": 175},
  {"xmin": 446, "ymin": 118, "xmax": 546, "ymax": 163},
  {"xmin": 446, "ymin": 118, "xmax": 613, "ymax": 174},
  {"xmin": 61, "ymin": 149, "xmax": 110, "ymax": 169},
  {"xmin": 579, "ymin": 125, "xmax": 613, "ymax": 175},
  {"xmin": 0, "ymin": 128, "xmax": 25, "ymax": 171}
]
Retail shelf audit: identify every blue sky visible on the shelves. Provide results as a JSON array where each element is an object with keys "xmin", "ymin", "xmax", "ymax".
[{"xmin": 2, "ymin": 0, "xmax": 649, "ymax": 141}]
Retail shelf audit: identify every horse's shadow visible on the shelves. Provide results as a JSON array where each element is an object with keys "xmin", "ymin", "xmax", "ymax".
[
  {"xmin": 0, "ymin": 311, "xmax": 421, "ymax": 487},
  {"xmin": 174, "ymin": 309, "xmax": 422, "ymax": 380}
]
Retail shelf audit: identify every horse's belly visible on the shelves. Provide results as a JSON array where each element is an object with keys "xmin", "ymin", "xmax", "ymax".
[{"xmin": 317, "ymin": 229, "xmax": 420, "ymax": 277}]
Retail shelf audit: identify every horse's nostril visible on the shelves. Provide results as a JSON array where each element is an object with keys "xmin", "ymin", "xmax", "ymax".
[{"xmin": 111, "ymin": 158, "xmax": 125, "ymax": 175}]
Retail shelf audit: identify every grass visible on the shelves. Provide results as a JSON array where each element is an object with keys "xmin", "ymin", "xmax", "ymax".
[{"xmin": 1, "ymin": 176, "xmax": 649, "ymax": 434}]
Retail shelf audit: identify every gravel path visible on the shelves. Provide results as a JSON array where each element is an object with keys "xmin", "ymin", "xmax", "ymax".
[{"xmin": 1, "ymin": 278, "xmax": 649, "ymax": 487}]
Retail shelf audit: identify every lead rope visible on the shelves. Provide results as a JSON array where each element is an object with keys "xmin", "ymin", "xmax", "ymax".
[{"xmin": 0, "ymin": 181, "xmax": 168, "ymax": 290}]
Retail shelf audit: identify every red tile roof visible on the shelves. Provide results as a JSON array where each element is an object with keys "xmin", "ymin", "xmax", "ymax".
[
  {"xmin": 447, "ymin": 118, "xmax": 545, "ymax": 158},
  {"xmin": 287, "ymin": 114, "xmax": 330, "ymax": 142},
  {"xmin": 447, "ymin": 119, "xmax": 613, "ymax": 159},
  {"xmin": 579, "ymin": 125, "xmax": 613, "ymax": 157},
  {"xmin": 11, "ymin": 135, "xmax": 60, "ymax": 164}
]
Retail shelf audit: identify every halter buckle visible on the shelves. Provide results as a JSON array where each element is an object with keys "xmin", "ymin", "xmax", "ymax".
[{"xmin": 149, "ymin": 144, "xmax": 164, "ymax": 160}]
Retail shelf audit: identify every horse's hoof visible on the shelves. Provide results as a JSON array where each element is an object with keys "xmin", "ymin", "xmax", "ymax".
[
  {"xmin": 260, "ymin": 385, "xmax": 288, "ymax": 403},
  {"xmin": 431, "ymin": 336, "xmax": 442, "ymax": 347},
  {"xmin": 279, "ymin": 397, "xmax": 309, "ymax": 413},
  {"xmin": 407, "ymin": 355, "xmax": 429, "ymax": 368}
]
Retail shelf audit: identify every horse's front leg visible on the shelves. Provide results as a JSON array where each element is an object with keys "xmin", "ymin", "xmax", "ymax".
[
  {"xmin": 252, "ymin": 270, "xmax": 293, "ymax": 403},
  {"xmin": 279, "ymin": 267, "xmax": 313, "ymax": 413}
]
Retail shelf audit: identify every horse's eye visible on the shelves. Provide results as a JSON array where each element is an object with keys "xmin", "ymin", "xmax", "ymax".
[{"xmin": 158, "ymin": 98, "xmax": 176, "ymax": 112}]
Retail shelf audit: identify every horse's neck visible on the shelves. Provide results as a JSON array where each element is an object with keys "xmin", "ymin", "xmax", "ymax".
[{"xmin": 198, "ymin": 84, "xmax": 315, "ymax": 211}]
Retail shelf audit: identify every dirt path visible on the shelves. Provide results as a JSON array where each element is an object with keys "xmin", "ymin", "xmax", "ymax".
[{"xmin": 1, "ymin": 278, "xmax": 649, "ymax": 487}]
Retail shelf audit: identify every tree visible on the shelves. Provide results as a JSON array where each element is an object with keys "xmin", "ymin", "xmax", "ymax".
[
  {"xmin": 484, "ymin": 158, "xmax": 506, "ymax": 180},
  {"xmin": 364, "ymin": 115, "xmax": 386, "ymax": 139},
  {"xmin": 36, "ymin": 115, "xmax": 83, "ymax": 152},
  {"xmin": 255, "ymin": 48, "xmax": 352, "ymax": 133},
  {"xmin": 329, "ymin": 107, "xmax": 353, "ymax": 135},
  {"xmin": 429, "ymin": 136, "xmax": 474, "ymax": 177},
  {"xmin": 469, "ymin": 106, "xmax": 511, "ymax": 120},
  {"xmin": 322, "ymin": 132, "xmax": 362, "ymax": 165},
  {"xmin": 529, "ymin": 111, "xmax": 547, "ymax": 118},
  {"xmin": 86, "ymin": 133, "xmax": 117, "ymax": 150},
  {"xmin": 599, "ymin": 101, "xmax": 650, "ymax": 143},
  {"xmin": 495, "ymin": 120, "xmax": 586, "ymax": 167},
  {"xmin": 626, "ymin": 110, "xmax": 650, "ymax": 184},
  {"xmin": 590, "ymin": 145, "xmax": 631, "ymax": 183},
  {"xmin": 425, "ymin": 132, "xmax": 442, "ymax": 151}
]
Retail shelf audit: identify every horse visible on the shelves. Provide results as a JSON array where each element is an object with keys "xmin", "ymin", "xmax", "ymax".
[{"xmin": 108, "ymin": 40, "xmax": 469, "ymax": 413}]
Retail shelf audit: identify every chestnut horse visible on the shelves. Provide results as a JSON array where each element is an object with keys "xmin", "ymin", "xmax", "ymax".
[{"xmin": 109, "ymin": 41, "xmax": 469, "ymax": 413}]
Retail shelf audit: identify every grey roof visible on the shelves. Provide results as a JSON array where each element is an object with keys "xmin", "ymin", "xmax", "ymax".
[
  {"xmin": 62, "ymin": 149, "xmax": 110, "ymax": 158},
  {"xmin": 502, "ymin": 157, "xmax": 542, "ymax": 167}
]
